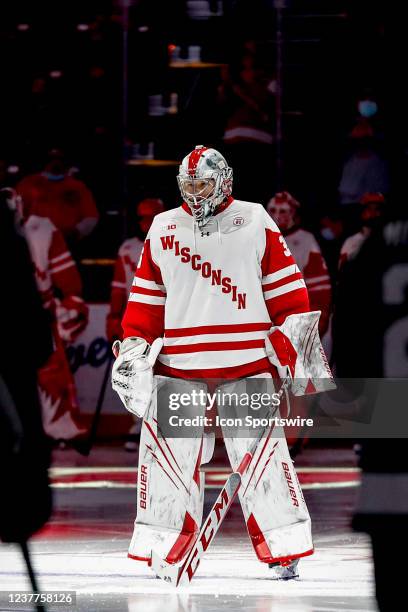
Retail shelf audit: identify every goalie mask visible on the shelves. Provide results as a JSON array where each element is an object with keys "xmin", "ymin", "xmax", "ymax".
[
  {"xmin": 177, "ymin": 145, "xmax": 233, "ymax": 227},
  {"xmin": 267, "ymin": 191, "xmax": 300, "ymax": 233}
]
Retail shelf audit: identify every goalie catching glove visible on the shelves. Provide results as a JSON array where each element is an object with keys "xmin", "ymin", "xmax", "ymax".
[{"xmin": 111, "ymin": 336, "xmax": 163, "ymax": 417}]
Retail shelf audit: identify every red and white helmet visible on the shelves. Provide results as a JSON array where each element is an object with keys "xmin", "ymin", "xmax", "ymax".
[
  {"xmin": 267, "ymin": 191, "xmax": 300, "ymax": 232},
  {"xmin": 177, "ymin": 145, "xmax": 233, "ymax": 227}
]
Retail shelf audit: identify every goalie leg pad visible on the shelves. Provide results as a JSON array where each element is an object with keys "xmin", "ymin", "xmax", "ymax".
[
  {"xmin": 129, "ymin": 376, "xmax": 208, "ymax": 564},
  {"xmin": 217, "ymin": 374, "xmax": 313, "ymax": 563},
  {"xmin": 201, "ymin": 431, "xmax": 215, "ymax": 465}
]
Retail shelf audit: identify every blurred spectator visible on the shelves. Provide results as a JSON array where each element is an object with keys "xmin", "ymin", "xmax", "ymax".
[
  {"xmin": 319, "ymin": 211, "xmax": 346, "ymax": 277},
  {"xmin": 267, "ymin": 191, "xmax": 331, "ymax": 336},
  {"xmin": 0, "ymin": 158, "xmax": 20, "ymax": 189},
  {"xmin": 338, "ymin": 123, "xmax": 389, "ymax": 206},
  {"xmin": 106, "ymin": 197, "xmax": 165, "ymax": 343},
  {"xmin": 354, "ymin": 90, "xmax": 384, "ymax": 143},
  {"xmin": 107, "ymin": 197, "xmax": 165, "ymax": 451},
  {"xmin": 333, "ymin": 216, "xmax": 408, "ymax": 611},
  {"xmin": 357, "ymin": 94, "xmax": 379, "ymax": 122},
  {"xmin": 219, "ymin": 41, "xmax": 276, "ymax": 202},
  {"xmin": 0, "ymin": 191, "xmax": 52, "ymax": 545},
  {"xmin": 339, "ymin": 192, "xmax": 385, "ymax": 270},
  {"xmin": 16, "ymin": 148, "xmax": 99, "ymax": 246},
  {"xmin": 1, "ymin": 188, "xmax": 88, "ymax": 443}
]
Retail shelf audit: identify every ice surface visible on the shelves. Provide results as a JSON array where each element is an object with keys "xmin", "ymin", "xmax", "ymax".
[{"xmin": 0, "ymin": 484, "xmax": 376, "ymax": 611}]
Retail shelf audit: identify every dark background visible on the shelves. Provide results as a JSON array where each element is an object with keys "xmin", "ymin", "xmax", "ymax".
[{"xmin": 0, "ymin": 1, "xmax": 398, "ymax": 259}]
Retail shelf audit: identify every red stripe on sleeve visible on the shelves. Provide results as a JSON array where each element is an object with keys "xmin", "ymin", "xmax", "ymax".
[
  {"xmin": 121, "ymin": 238, "xmax": 165, "ymax": 343},
  {"xmin": 130, "ymin": 286, "xmax": 166, "ymax": 297},
  {"xmin": 261, "ymin": 228, "xmax": 309, "ymax": 325},
  {"xmin": 262, "ymin": 271, "xmax": 304, "ymax": 292}
]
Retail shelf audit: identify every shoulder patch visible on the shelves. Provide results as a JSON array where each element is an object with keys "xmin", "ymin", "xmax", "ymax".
[
  {"xmin": 233, "ymin": 216, "xmax": 244, "ymax": 226},
  {"xmin": 161, "ymin": 222, "xmax": 177, "ymax": 231}
]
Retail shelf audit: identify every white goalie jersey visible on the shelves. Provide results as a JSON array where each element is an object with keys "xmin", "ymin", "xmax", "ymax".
[{"xmin": 121, "ymin": 198, "xmax": 311, "ymax": 379}]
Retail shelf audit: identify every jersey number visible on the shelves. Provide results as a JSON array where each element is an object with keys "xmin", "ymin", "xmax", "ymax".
[{"xmin": 279, "ymin": 235, "xmax": 291, "ymax": 257}]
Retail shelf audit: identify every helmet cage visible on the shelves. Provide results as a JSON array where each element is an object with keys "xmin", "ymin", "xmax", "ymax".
[{"xmin": 177, "ymin": 148, "xmax": 233, "ymax": 227}]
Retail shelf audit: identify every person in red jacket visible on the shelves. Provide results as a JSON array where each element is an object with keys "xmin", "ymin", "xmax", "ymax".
[
  {"xmin": 339, "ymin": 192, "xmax": 385, "ymax": 270},
  {"xmin": 267, "ymin": 191, "xmax": 332, "ymax": 336},
  {"xmin": 17, "ymin": 149, "xmax": 99, "ymax": 244},
  {"xmin": 2, "ymin": 187, "xmax": 88, "ymax": 442}
]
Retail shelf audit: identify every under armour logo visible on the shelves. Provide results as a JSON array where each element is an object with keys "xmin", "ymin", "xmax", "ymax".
[{"xmin": 201, "ymin": 231, "xmax": 210, "ymax": 237}]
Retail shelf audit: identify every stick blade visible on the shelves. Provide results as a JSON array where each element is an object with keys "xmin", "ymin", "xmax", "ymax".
[
  {"xmin": 151, "ymin": 550, "xmax": 182, "ymax": 586},
  {"xmin": 151, "ymin": 472, "xmax": 243, "ymax": 587}
]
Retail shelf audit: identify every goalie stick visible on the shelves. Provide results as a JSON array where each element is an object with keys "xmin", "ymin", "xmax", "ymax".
[
  {"xmin": 73, "ymin": 351, "xmax": 113, "ymax": 456},
  {"xmin": 151, "ymin": 380, "xmax": 289, "ymax": 586}
]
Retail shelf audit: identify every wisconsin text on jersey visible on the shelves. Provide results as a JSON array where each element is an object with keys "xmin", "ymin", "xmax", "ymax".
[{"xmin": 160, "ymin": 233, "xmax": 247, "ymax": 310}]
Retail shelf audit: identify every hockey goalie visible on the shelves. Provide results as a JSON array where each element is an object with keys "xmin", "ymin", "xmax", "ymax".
[{"xmin": 112, "ymin": 146, "xmax": 333, "ymax": 580}]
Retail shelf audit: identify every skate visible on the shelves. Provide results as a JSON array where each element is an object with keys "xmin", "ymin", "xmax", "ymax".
[{"xmin": 268, "ymin": 558, "xmax": 299, "ymax": 580}]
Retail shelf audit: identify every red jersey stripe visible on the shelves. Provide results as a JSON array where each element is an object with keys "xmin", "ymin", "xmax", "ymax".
[
  {"xmin": 130, "ymin": 286, "xmax": 166, "ymax": 297},
  {"xmin": 161, "ymin": 339, "xmax": 265, "ymax": 354},
  {"xmin": 49, "ymin": 253, "xmax": 71, "ymax": 268},
  {"xmin": 164, "ymin": 322, "xmax": 271, "ymax": 337},
  {"xmin": 262, "ymin": 271, "xmax": 304, "ymax": 292},
  {"xmin": 155, "ymin": 358, "xmax": 276, "ymax": 380}
]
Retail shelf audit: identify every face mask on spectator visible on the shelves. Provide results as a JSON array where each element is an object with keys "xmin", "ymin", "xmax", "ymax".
[
  {"xmin": 43, "ymin": 153, "xmax": 66, "ymax": 180},
  {"xmin": 42, "ymin": 172, "xmax": 65, "ymax": 181},
  {"xmin": 358, "ymin": 99, "xmax": 378, "ymax": 118},
  {"xmin": 321, "ymin": 227, "xmax": 336, "ymax": 241}
]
